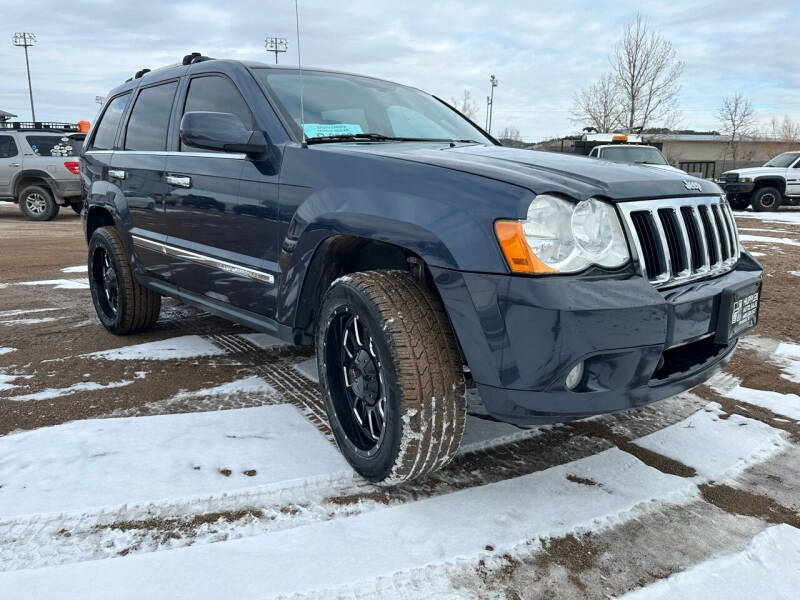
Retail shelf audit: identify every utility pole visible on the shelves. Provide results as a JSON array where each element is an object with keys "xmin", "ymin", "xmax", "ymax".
[
  {"xmin": 264, "ymin": 37, "xmax": 288, "ymax": 64},
  {"xmin": 486, "ymin": 74, "xmax": 498, "ymax": 134},
  {"xmin": 12, "ymin": 32, "xmax": 37, "ymax": 122}
]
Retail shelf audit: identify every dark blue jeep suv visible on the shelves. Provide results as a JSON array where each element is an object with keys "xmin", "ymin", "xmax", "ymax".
[{"xmin": 82, "ymin": 54, "xmax": 762, "ymax": 483}]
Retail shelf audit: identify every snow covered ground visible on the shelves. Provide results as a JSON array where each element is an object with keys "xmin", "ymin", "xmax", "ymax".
[{"xmin": 1, "ymin": 208, "xmax": 800, "ymax": 598}]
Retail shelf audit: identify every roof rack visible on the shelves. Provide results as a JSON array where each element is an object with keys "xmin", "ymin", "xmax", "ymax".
[
  {"xmin": 134, "ymin": 68, "xmax": 151, "ymax": 79},
  {"xmin": 0, "ymin": 121, "xmax": 79, "ymax": 132},
  {"xmin": 182, "ymin": 52, "xmax": 213, "ymax": 65}
]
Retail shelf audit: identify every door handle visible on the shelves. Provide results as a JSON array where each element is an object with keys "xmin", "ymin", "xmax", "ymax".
[
  {"xmin": 108, "ymin": 169, "xmax": 127, "ymax": 180},
  {"xmin": 166, "ymin": 175, "xmax": 192, "ymax": 188},
  {"xmin": 8, "ymin": 163, "xmax": 20, "ymax": 167}
]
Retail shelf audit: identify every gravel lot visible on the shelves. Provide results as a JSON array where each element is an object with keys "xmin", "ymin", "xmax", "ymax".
[{"xmin": 1, "ymin": 201, "xmax": 799, "ymax": 598}]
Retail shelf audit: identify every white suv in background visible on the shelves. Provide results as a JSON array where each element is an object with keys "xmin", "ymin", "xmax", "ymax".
[
  {"xmin": 588, "ymin": 144, "xmax": 687, "ymax": 175},
  {"xmin": 717, "ymin": 151, "xmax": 800, "ymax": 211}
]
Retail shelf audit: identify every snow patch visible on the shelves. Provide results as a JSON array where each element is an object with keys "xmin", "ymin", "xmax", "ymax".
[
  {"xmin": 17, "ymin": 278, "xmax": 90, "ymax": 290},
  {"xmin": 735, "ymin": 211, "xmax": 800, "ymax": 226},
  {"xmin": 0, "ymin": 308, "xmax": 60, "ymax": 319},
  {"xmin": 0, "ymin": 448, "xmax": 696, "ymax": 598},
  {"xmin": 739, "ymin": 234, "xmax": 800, "ymax": 248},
  {"xmin": 0, "ymin": 347, "xmax": 15, "ymax": 355},
  {"xmin": 619, "ymin": 525, "xmax": 800, "ymax": 600},
  {"xmin": 635, "ymin": 405, "xmax": 787, "ymax": 481},
  {"xmin": 86, "ymin": 335, "xmax": 225, "ymax": 360},
  {"xmin": 0, "ymin": 404, "xmax": 350, "ymax": 518},
  {"xmin": 60, "ymin": 265, "xmax": 87, "ymax": 273},
  {"xmin": 1, "ymin": 316, "xmax": 65, "ymax": 326},
  {"xmin": 4, "ymin": 380, "xmax": 135, "ymax": 402},
  {"xmin": 168, "ymin": 376, "xmax": 277, "ymax": 401}
]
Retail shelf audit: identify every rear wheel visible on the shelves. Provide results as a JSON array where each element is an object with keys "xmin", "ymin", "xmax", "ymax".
[
  {"xmin": 751, "ymin": 187, "xmax": 782, "ymax": 212},
  {"xmin": 19, "ymin": 185, "xmax": 59, "ymax": 221},
  {"xmin": 88, "ymin": 226, "xmax": 161, "ymax": 334},
  {"xmin": 316, "ymin": 270, "xmax": 466, "ymax": 484}
]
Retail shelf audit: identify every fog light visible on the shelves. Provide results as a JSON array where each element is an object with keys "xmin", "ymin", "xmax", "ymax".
[{"xmin": 566, "ymin": 361, "xmax": 584, "ymax": 390}]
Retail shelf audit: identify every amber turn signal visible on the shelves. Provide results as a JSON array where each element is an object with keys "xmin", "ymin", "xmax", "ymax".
[{"xmin": 494, "ymin": 221, "xmax": 556, "ymax": 274}]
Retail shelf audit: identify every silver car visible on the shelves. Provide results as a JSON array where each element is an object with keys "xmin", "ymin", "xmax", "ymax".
[{"xmin": 0, "ymin": 125, "xmax": 84, "ymax": 220}]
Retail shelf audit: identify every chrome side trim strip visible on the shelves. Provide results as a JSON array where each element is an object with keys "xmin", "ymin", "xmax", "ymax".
[
  {"xmin": 132, "ymin": 235, "xmax": 274, "ymax": 285},
  {"xmin": 84, "ymin": 150, "xmax": 246, "ymax": 159}
]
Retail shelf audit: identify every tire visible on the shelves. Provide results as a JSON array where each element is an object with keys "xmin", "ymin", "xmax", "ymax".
[
  {"xmin": 70, "ymin": 201, "xmax": 83, "ymax": 215},
  {"xmin": 727, "ymin": 195, "xmax": 750, "ymax": 211},
  {"xmin": 751, "ymin": 187, "xmax": 782, "ymax": 212},
  {"xmin": 88, "ymin": 226, "xmax": 161, "ymax": 335},
  {"xmin": 18, "ymin": 185, "xmax": 59, "ymax": 221},
  {"xmin": 316, "ymin": 270, "xmax": 466, "ymax": 484}
]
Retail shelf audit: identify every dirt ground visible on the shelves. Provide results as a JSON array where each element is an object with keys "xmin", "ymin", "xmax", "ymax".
[{"xmin": 1, "ymin": 201, "xmax": 799, "ymax": 598}]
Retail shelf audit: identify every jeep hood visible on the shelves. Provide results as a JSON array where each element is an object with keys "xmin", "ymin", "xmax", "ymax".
[{"xmin": 332, "ymin": 142, "xmax": 720, "ymax": 201}]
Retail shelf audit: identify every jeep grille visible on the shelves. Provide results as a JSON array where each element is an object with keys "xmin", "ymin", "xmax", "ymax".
[{"xmin": 618, "ymin": 196, "xmax": 739, "ymax": 288}]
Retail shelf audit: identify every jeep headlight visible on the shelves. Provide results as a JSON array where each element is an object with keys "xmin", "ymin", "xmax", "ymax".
[
  {"xmin": 739, "ymin": 177, "xmax": 753, "ymax": 183},
  {"xmin": 495, "ymin": 195, "xmax": 630, "ymax": 274}
]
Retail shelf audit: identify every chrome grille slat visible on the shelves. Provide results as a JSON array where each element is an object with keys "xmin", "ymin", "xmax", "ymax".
[{"xmin": 619, "ymin": 196, "xmax": 740, "ymax": 289}]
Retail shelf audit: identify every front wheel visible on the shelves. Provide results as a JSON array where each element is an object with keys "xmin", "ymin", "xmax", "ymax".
[
  {"xmin": 88, "ymin": 226, "xmax": 161, "ymax": 334},
  {"xmin": 751, "ymin": 187, "xmax": 782, "ymax": 212},
  {"xmin": 19, "ymin": 185, "xmax": 59, "ymax": 221},
  {"xmin": 316, "ymin": 270, "xmax": 466, "ymax": 484}
]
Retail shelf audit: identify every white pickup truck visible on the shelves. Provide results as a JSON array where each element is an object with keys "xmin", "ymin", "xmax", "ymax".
[
  {"xmin": 588, "ymin": 144, "xmax": 687, "ymax": 175},
  {"xmin": 716, "ymin": 151, "xmax": 800, "ymax": 211}
]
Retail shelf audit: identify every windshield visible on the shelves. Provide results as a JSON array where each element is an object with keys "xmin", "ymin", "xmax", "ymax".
[
  {"xmin": 764, "ymin": 152, "xmax": 799, "ymax": 168},
  {"xmin": 26, "ymin": 134, "xmax": 82, "ymax": 157},
  {"xmin": 255, "ymin": 69, "xmax": 492, "ymax": 144},
  {"xmin": 598, "ymin": 146, "xmax": 668, "ymax": 165}
]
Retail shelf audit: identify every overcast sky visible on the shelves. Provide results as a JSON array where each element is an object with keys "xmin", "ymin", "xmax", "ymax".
[{"xmin": 2, "ymin": 0, "xmax": 798, "ymax": 141}]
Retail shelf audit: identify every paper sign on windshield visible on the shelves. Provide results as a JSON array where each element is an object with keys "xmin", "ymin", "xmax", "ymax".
[{"xmin": 303, "ymin": 123, "xmax": 364, "ymax": 138}]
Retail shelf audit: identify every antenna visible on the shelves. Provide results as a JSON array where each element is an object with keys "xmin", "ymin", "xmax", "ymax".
[{"xmin": 294, "ymin": 0, "xmax": 306, "ymax": 146}]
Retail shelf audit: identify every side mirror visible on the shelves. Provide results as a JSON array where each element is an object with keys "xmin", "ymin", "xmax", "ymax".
[{"xmin": 180, "ymin": 111, "xmax": 267, "ymax": 156}]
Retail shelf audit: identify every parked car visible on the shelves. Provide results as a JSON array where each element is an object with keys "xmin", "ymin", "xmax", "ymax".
[
  {"xmin": 82, "ymin": 54, "xmax": 763, "ymax": 483},
  {"xmin": 716, "ymin": 151, "xmax": 800, "ymax": 211},
  {"xmin": 0, "ymin": 124, "xmax": 84, "ymax": 220},
  {"xmin": 588, "ymin": 144, "xmax": 687, "ymax": 174}
]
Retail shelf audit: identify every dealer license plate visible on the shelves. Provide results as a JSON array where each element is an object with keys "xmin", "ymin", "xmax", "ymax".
[{"xmin": 715, "ymin": 282, "xmax": 761, "ymax": 344}]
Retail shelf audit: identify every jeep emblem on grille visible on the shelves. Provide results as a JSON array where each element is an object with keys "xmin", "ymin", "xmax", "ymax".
[{"xmin": 683, "ymin": 180, "xmax": 703, "ymax": 191}]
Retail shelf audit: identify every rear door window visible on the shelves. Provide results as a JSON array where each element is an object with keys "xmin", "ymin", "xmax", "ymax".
[
  {"xmin": 181, "ymin": 75, "xmax": 253, "ymax": 151},
  {"xmin": 0, "ymin": 135, "xmax": 18, "ymax": 158},
  {"xmin": 124, "ymin": 81, "xmax": 178, "ymax": 151},
  {"xmin": 26, "ymin": 135, "xmax": 80, "ymax": 157},
  {"xmin": 89, "ymin": 93, "xmax": 130, "ymax": 151}
]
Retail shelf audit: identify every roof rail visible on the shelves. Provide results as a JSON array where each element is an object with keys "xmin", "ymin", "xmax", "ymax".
[
  {"xmin": 0, "ymin": 121, "xmax": 79, "ymax": 132},
  {"xmin": 134, "ymin": 68, "xmax": 151, "ymax": 79},
  {"xmin": 182, "ymin": 52, "xmax": 213, "ymax": 65}
]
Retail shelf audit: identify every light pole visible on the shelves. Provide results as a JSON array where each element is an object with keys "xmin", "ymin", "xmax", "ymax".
[
  {"xmin": 486, "ymin": 74, "xmax": 498, "ymax": 134},
  {"xmin": 95, "ymin": 96, "xmax": 105, "ymax": 106},
  {"xmin": 264, "ymin": 37, "xmax": 288, "ymax": 64},
  {"xmin": 12, "ymin": 32, "xmax": 37, "ymax": 122}
]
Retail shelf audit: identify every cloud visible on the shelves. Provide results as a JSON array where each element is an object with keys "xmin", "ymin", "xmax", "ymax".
[{"xmin": 1, "ymin": 0, "xmax": 797, "ymax": 140}]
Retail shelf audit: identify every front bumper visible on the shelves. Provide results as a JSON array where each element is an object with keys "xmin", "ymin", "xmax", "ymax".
[
  {"xmin": 719, "ymin": 181, "xmax": 755, "ymax": 194},
  {"xmin": 432, "ymin": 253, "xmax": 763, "ymax": 425}
]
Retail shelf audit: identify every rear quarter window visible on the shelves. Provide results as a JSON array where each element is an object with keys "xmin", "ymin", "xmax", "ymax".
[
  {"xmin": 0, "ymin": 135, "xmax": 18, "ymax": 158},
  {"xmin": 89, "ymin": 93, "xmax": 130, "ymax": 151},
  {"xmin": 26, "ymin": 135, "xmax": 81, "ymax": 157}
]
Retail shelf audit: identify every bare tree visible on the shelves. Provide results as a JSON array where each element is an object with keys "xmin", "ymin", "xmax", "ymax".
[
  {"xmin": 571, "ymin": 73, "xmax": 621, "ymax": 132},
  {"xmin": 764, "ymin": 114, "xmax": 800, "ymax": 155},
  {"xmin": 451, "ymin": 90, "xmax": 479, "ymax": 121},
  {"xmin": 497, "ymin": 125, "xmax": 525, "ymax": 147},
  {"xmin": 717, "ymin": 92, "xmax": 755, "ymax": 167},
  {"xmin": 612, "ymin": 13, "xmax": 684, "ymax": 132}
]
